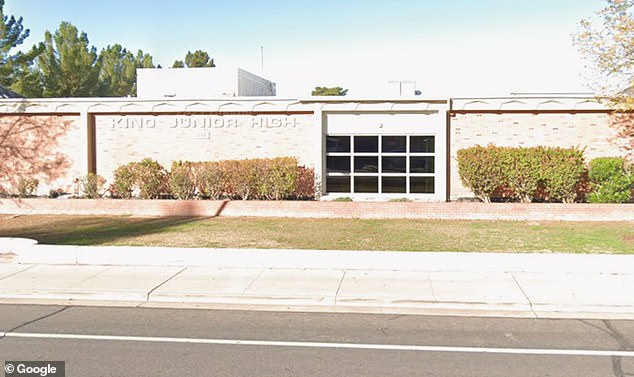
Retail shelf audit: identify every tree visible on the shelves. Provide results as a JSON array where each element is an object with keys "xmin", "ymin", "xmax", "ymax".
[
  {"xmin": 135, "ymin": 50, "xmax": 154, "ymax": 69},
  {"xmin": 38, "ymin": 22, "xmax": 100, "ymax": 97},
  {"xmin": 0, "ymin": 0, "xmax": 42, "ymax": 96},
  {"xmin": 172, "ymin": 50, "xmax": 215, "ymax": 68},
  {"xmin": 131, "ymin": 49, "xmax": 155, "ymax": 95},
  {"xmin": 98, "ymin": 45, "xmax": 155, "ymax": 96},
  {"xmin": 98, "ymin": 44, "xmax": 135, "ymax": 97},
  {"xmin": 8, "ymin": 47, "xmax": 43, "ymax": 97},
  {"xmin": 311, "ymin": 86, "xmax": 348, "ymax": 96},
  {"xmin": 575, "ymin": 0, "xmax": 634, "ymax": 97},
  {"xmin": 185, "ymin": 50, "xmax": 215, "ymax": 67},
  {"xmin": 575, "ymin": 0, "xmax": 634, "ymax": 154}
]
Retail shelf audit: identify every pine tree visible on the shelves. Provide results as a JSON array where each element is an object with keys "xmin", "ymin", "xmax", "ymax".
[
  {"xmin": 0, "ymin": 0, "xmax": 42, "ymax": 96},
  {"xmin": 38, "ymin": 22, "xmax": 100, "ymax": 97}
]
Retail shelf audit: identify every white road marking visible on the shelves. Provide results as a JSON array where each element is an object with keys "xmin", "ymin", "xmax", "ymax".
[{"xmin": 3, "ymin": 331, "xmax": 634, "ymax": 357}]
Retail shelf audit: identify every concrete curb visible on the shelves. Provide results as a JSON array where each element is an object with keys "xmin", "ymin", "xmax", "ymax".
[
  {"xmin": 1, "ymin": 291, "xmax": 633, "ymax": 320},
  {"xmin": 3, "ymin": 238, "xmax": 634, "ymax": 274}
]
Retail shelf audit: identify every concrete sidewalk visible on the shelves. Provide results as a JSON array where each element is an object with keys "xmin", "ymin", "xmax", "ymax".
[{"xmin": 1, "ymin": 239, "xmax": 633, "ymax": 319}]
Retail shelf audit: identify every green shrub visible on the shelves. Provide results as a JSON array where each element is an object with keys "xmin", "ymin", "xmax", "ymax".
[
  {"xmin": 457, "ymin": 145, "xmax": 506, "ymax": 203},
  {"xmin": 194, "ymin": 161, "xmax": 226, "ymax": 199},
  {"xmin": 539, "ymin": 147, "xmax": 586, "ymax": 203},
  {"xmin": 258, "ymin": 157, "xmax": 298, "ymax": 200},
  {"xmin": 110, "ymin": 163, "xmax": 135, "ymax": 199},
  {"xmin": 500, "ymin": 147, "xmax": 542, "ymax": 203},
  {"xmin": 224, "ymin": 159, "xmax": 260, "ymax": 200},
  {"xmin": 133, "ymin": 158, "xmax": 169, "ymax": 199},
  {"xmin": 113, "ymin": 157, "xmax": 313, "ymax": 201},
  {"xmin": 457, "ymin": 145, "xmax": 586, "ymax": 203},
  {"xmin": 16, "ymin": 177, "xmax": 39, "ymax": 198},
  {"xmin": 388, "ymin": 198, "xmax": 412, "ymax": 202},
  {"xmin": 169, "ymin": 161, "xmax": 196, "ymax": 200},
  {"xmin": 80, "ymin": 173, "xmax": 106, "ymax": 199},
  {"xmin": 194, "ymin": 158, "xmax": 312, "ymax": 200},
  {"xmin": 110, "ymin": 159, "xmax": 169, "ymax": 199},
  {"xmin": 587, "ymin": 157, "xmax": 633, "ymax": 203}
]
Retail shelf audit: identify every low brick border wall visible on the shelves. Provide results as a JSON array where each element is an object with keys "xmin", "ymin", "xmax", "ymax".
[{"xmin": 0, "ymin": 198, "xmax": 632, "ymax": 221}]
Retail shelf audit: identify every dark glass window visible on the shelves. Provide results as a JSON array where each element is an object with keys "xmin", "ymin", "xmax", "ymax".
[
  {"xmin": 410, "ymin": 177, "xmax": 434, "ymax": 193},
  {"xmin": 411, "ymin": 136, "xmax": 435, "ymax": 153},
  {"xmin": 410, "ymin": 156, "xmax": 434, "ymax": 173},
  {"xmin": 382, "ymin": 157, "xmax": 406, "ymax": 173},
  {"xmin": 326, "ymin": 133, "xmax": 436, "ymax": 196},
  {"xmin": 382, "ymin": 136, "xmax": 406, "ymax": 153},
  {"xmin": 326, "ymin": 136, "xmax": 350, "ymax": 153},
  {"xmin": 354, "ymin": 136, "xmax": 378, "ymax": 153},
  {"xmin": 327, "ymin": 176, "xmax": 351, "ymax": 192},
  {"xmin": 382, "ymin": 177, "xmax": 406, "ymax": 193},
  {"xmin": 354, "ymin": 177, "xmax": 378, "ymax": 193},
  {"xmin": 354, "ymin": 157, "xmax": 378, "ymax": 173},
  {"xmin": 326, "ymin": 156, "xmax": 350, "ymax": 173}
]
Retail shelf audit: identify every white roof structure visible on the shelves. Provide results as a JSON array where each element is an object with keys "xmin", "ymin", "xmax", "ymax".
[{"xmin": 136, "ymin": 67, "xmax": 276, "ymax": 99}]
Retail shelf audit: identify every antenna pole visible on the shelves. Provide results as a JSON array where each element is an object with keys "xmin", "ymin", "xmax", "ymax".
[{"xmin": 261, "ymin": 46, "xmax": 264, "ymax": 74}]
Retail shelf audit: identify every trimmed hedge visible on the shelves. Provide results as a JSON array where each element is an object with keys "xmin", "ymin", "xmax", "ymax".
[
  {"xmin": 587, "ymin": 157, "xmax": 633, "ymax": 203},
  {"xmin": 109, "ymin": 163, "xmax": 135, "ymax": 199},
  {"xmin": 193, "ymin": 161, "xmax": 226, "ymax": 200},
  {"xmin": 538, "ymin": 148, "xmax": 586, "ymax": 203},
  {"xmin": 110, "ymin": 158, "xmax": 169, "ymax": 199},
  {"xmin": 134, "ymin": 158, "xmax": 170, "ymax": 199},
  {"xmin": 110, "ymin": 157, "xmax": 315, "ymax": 200},
  {"xmin": 293, "ymin": 165, "xmax": 316, "ymax": 200},
  {"xmin": 457, "ymin": 145, "xmax": 586, "ymax": 203},
  {"xmin": 192, "ymin": 157, "xmax": 311, "ymax": 200},
  {"xmin": 169, "ymin": 161, "xmax": 196, "ymax": 200},
  {"xmin": 257, "ymin": 157, "xmax": 298, "ymax": 200}
]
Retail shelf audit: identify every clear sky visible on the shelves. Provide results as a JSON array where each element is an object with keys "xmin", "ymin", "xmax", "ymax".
[{"xmin": 5, "ymin": 0, "xmax": 604, "ymax": 98}]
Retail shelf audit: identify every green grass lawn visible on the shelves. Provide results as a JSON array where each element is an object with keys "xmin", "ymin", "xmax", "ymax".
[{"xmin": 0, "ymin": 215, "xmax": 632, "ymax": 254}]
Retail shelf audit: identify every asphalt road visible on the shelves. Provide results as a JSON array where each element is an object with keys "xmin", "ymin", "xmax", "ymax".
[{"xmin": 0, "ymin": 304, "xmax": 633, "ymax": 377}]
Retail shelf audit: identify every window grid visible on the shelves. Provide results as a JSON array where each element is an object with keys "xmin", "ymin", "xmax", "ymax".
[{"xmin": 326, "ymin": 134, "xmax": 435, "ymax": 195}]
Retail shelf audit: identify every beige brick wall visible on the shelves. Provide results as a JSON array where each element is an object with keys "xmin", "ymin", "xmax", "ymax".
[
  {"xmin": 449, "ymin": 112, "xmax": 630, "ymax": 200},
  {"xmin": 95, "ymin": 113, "xmax": 316, "ymax": 181},
  {"xmin": 0, "ymin": 115, "xmax": 82, "ymax": 194}
]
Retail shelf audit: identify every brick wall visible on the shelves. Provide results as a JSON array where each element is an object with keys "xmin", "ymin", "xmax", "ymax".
[
  {"xmin": 449, "ymin": 112, "xmax": 630, "ymax": 200},
  {"xmin": 0, "ymin": 199, "xmax": 631, "ymax": 222},
  {"xmin": 0, "ymin": 115, "xmax": 82, "ymax": 194},
  {"xmin": 94, "ymin": 113, "xmax": 316, "ymax": 181}
]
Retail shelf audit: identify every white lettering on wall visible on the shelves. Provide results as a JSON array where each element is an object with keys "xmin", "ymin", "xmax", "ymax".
[
  {"xmin": 251, "ymin": 117, "xmax": 297, "ymax": 128},
  {"xmin": 105, "ymin": 115, "xmax": 299, "ymax": 139},
  {"xmin": 111, "ymin": 117, "xmax": 156, "ymax": 129}
]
